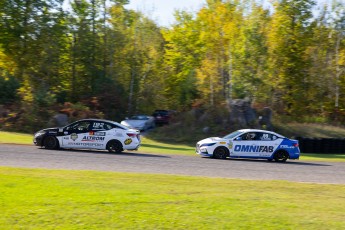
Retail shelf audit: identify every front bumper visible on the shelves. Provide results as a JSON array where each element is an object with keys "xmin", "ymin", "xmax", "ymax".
[
  {"xmin": 33, "ymin": 136, "xmax": 44, "ymax": 146},
  {"xmin": 196, "ymin": 145, "xmax": 212, "ymax": 157}
]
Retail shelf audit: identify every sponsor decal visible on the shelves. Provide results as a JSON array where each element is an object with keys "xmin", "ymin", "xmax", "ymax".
[
  {"xmin": 71, "ymin": 133, "xmax": 78, "ymax": 141},
  {"xmin": 88, "ymin": 131, "xmax": 106, "ymax": 136},
  {"xmin": 49, "ymin": 131, "xmax": 57, "ymax": 134},
  {"xmin": 63, "ymin": 137, "xmax": 69, "ymax": 140},
  {"xmin": 219, "ymin": 142, "xmax": 226, "ymax": 144},
  {"xmin": 68, "ymin": 142, "xmax": 103, "ymax": 147},
  {"xmin": 234, "ymin": 145, "xmax": 274, "ymax": 153},
  {"xmin": 280, "ymin": 145, "xmax": 294, "ymax": 149},
  {"xmin": 124, "ymin": 138, "xmax": 132, "ymax": 145},
  {"xmin": 82, "ymin": 136, "xmax": 105, "ymax": 142}
]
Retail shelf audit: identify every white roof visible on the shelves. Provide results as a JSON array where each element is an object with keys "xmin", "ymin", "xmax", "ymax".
[{"xmin": 237, "ymin": 129, "xmax": 285, "ymax": 138}]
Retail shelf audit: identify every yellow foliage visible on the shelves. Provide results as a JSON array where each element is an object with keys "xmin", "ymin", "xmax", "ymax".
[
  {"xmin": 0, "ymin": 46, "xmax": 16, "ymax": 78},
  {"xmin": 18, "ymin": 79, "xmax": 34, "ymax": 103}
]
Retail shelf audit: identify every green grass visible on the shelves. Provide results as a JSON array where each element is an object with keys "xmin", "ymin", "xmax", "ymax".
[
  {"xmin": 1, "ymin": 131, "xmax": 345, "ymax": 162},
  {"xmin": 301, "ymin": 153, "xmax": 345, "ymax": 162},
  {"xmin": 1, "ymin": 167, "xmax": 345, "ymax": 229},
  {"xmin": 0, "ymin": 131, "xmax": 33, "ymax": 145}
]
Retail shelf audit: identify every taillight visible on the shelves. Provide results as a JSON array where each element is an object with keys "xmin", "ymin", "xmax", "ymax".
[
  {"xmin": 293, "ymin": 143, "xmax": 299, "ymax": 147},
  {"xmin": 127, "ymin": 133, "xmax": 136, "ymax": 137}
]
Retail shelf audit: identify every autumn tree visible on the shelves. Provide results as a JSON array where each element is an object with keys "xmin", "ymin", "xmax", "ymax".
[{"xmin": 267, "ymin": 0, "xmax": 315, "ymax": 116}]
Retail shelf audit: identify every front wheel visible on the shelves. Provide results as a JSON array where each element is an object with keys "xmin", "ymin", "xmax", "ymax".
[
  {"xmin": 274, "ymin": 150, "xmax": 288, "ymax": 162},
  {"xmin": 44, "ymin": 136, "xmax": 59, "ymax": 150},
  {"xmin": 213, "ymin": 147, "xmax": 229, "ymax": 159},
  {"xmin": 107, "ymin": 140, "xmax": 123, "ymax": 153}
]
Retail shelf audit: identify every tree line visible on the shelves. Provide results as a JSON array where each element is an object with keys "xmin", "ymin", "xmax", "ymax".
[{"xmin": 0, "ymin": 0, "xmax": 345, "ymax": 131}]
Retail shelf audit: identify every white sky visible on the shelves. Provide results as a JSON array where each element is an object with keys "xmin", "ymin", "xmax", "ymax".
[
  {"xmin": 124, "ymin": 0, "xmax": 345, "ymax": 27},
  {"xmin": 124, "ymin": 0, "xmax": 206, "ymax": 27}
]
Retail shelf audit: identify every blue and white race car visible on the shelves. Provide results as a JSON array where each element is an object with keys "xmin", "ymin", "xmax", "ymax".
[{"xmin": 196, "ymin": 129, "xmax": 300, "ymax": 162}]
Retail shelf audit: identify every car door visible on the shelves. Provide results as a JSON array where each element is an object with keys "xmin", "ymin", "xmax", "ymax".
[
  {"xmin": 232, "ymin": 132, "xmax": 260, "ymax": 157},
  {"xmin": 257, "ymin": 132, "xmax": 279, "ymax": 157},
  {"xmin": 84, "ymin": 121, "xmax": 111, "ymax": 149},
  {"xmin": 61, "ymin": 120, "xmax": 93, "ymax": 148},
  {"xmin": 256, "ymin": 132, "xmax": 281, "ymax": 157}
]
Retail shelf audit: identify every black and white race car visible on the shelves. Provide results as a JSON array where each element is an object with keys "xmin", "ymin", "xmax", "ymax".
[
  {"xmin": 196, "ymin": 129, "xmax": 300, "ymax": 162},
  {"xmin": 33, "ymin": 119, "xmax": 140, "ymax": 153}
]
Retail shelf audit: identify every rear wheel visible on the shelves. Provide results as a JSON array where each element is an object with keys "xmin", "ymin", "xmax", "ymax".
[
  {"xmin": 274, "ymin": 150, "xmax": 289, "ymax": 162},
  {"xmin": 107, "ymin": 140, "xmax": 123, "ymax": 153},
  {"xmin": 213, "ymin": 147, "xmax": 229, "ymax": 159},
  {"xmin": 44, "ymin": 136, "xmax": 59, "ymax": 150}
]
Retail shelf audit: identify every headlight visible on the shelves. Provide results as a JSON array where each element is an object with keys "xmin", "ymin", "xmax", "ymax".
[{"xmin": 200, "ymin": 143, "xmax": 216, "ymax": 147}]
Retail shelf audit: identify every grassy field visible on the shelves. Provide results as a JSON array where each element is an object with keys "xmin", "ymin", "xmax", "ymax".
[
  {"xmin": 1, "ymin": 167, "xmax": 345, "ymax": 229},
  {"xmin": 1, "ymin": 131, "xmax": 345, "ymax": 162}
]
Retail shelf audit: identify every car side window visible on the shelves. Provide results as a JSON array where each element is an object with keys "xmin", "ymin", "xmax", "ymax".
[
  {"xmin": 240, "ymin": 132, "xmax": 257, "ymax": 141},
  {"xmin": 91, "ymin": 122, "xmax": 113, "ymax": 131},
  {"xmin": 104, "ymin": 123, "xmax": 113, "ymax": 130},
  {"xmin": 66, "ymin": 121, "xmax": 91, "ymax": 132},
  {"xmin": 258, "ymin": 133, "xmax": 272, "ymax": 141},
  {"xmin": 92, "ymin": 122, "xmax": 105, "ymax": 130}
]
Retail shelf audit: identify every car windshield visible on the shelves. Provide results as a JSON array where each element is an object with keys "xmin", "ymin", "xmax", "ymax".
[
  {"xmin": 130, "ymin": 115, "xmax": 148, "ymax": 120},
  {"xmin": 223, "ymin": 130, "xmax": 244, "ymax": 139}
]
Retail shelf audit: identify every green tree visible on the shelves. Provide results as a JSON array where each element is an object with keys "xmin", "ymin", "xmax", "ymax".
[
  {"xmin": 267, "ymin": 0, "xmax": 315, "ymax": 116},
  {"xmin": 163, "ymin": 10, "xmax": 203, "ymax": 110}
]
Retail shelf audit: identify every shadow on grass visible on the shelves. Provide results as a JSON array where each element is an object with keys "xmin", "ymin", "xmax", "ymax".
[{"xmin": 141, "ymin": 143, "xmax": 193, "ymax": 151}]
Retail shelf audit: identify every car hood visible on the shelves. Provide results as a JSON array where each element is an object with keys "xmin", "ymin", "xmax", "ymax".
[
  {"xmin": 197, "ymin": 137, "xmax": 226, "ymax": 144},
  {"xmin": 34, "ymin": 127, "xmax": 60, "ymax": 136},
  {"xmin": 36, "ymin": 127, "xmax": 59, "ymax": 133}
]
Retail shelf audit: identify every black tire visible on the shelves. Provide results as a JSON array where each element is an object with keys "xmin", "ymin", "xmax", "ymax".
[
  {"xmin": 44, "ymin": 136, "xmax": 59, "ymax": 150},
  {"xmin": 213, "ymin": 147, "xmax": 229, "ymax": 159},
  {"xmin": 107, "ymin": 140, "xmax": 123, "ymax": 153},
  {"xmin": 274, "ymin": 150, "xmax": 289, "ymax": 162}
]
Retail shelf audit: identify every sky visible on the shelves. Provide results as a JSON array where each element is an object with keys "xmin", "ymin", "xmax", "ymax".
[
  {"xmin": 124, "ymin": 0, "xmax": 206, "ymax": 27},
  {"xmin": 124, "ymin": 0, "xmax": 345, "ymax": 27}
]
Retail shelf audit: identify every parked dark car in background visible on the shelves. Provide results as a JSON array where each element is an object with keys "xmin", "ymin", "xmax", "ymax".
[{"xmin": 152, "ymin": 110, "xmax": 173, "ymax": 125}]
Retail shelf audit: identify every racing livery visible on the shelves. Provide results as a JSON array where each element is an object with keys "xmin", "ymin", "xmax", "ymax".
[
  {"xmin": 196, "ymin": 129, "xmax": 300, "ymax": 162},
  {"xmin": 33, "ymin": 119, "xmax": 140, "ymax": 153}
]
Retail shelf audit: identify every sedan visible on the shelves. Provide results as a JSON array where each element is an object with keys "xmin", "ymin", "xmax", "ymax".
[
  {"xmin": 33, "ymin": 119, "xmax": 140, "ymax": 153},
  {"xmin": 121, "ymin": 115, "xmax": 155, "ymax": 131},
  {"xmin": 196, "ymin": 129, "xmax": 300, "ymax": 162}
]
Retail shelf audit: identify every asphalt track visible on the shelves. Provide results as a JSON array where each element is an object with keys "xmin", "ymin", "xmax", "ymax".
[{"xmin": 1, "ymin": 144, "xmax": 345, "ymax": 184}]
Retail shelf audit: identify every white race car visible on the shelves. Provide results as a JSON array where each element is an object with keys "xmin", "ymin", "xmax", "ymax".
[
  {"xmin": 196, "ymin": 129, "xmax": 300, "ymax": 162},
  {"xmin": 34, "ymin": 119, "xmax": 140, "ymax": 153}
]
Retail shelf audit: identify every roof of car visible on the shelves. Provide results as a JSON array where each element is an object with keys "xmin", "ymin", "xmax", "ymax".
[
  {"xmin": 238, "ymin": 129, "xmax": 285, "ymax": 137},
  {"xmin": 77, "ymin": 118, "xmax": 115, "ymax": 123}
]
